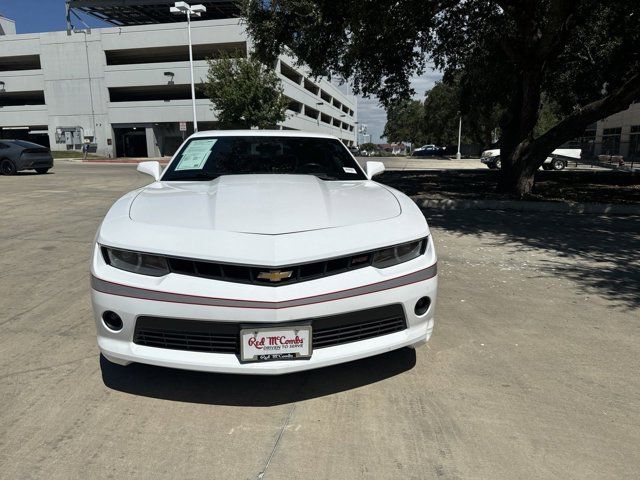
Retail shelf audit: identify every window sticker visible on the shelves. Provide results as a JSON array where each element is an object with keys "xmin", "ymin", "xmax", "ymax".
[
  {"xmin": 343, "ymin": 167, "xmax": 357, "ymax": 174},
  {"xmin": 175, "ymin": 139, "xmax": 217, "ymax": 171}
]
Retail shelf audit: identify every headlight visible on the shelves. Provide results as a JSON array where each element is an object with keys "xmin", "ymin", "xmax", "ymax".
[
  {"xmin": 372, "ymin": 238, "xmax": 425, "ymax": 268},
  {"xmin": 102, "ymin": 247, "xmax": 169, "ymax": 277}
]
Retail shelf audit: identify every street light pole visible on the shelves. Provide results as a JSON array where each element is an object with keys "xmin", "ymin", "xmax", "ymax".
[
  {"xmin": 171, "ymin": 2, "xmax": 206, "ymax": 132},
  {"xmin": 456, "ymin": 114, "xmax": 462, "ymax": 160},
  {"xmin": 186, "ymin": 9, "xmax": 198, "ymax": 132}
]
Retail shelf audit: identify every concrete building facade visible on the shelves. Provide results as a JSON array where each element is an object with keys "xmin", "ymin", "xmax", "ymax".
[
  {"xmin": 0, "ymin": 18, "xmax": 357, "ymax": 158},
  {"xmin": 593, "ymin": 102, "xmax": 640, "ymax": 162}
]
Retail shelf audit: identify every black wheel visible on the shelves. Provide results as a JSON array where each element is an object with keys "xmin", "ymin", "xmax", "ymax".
[
  {"xmin": 552, "ymin": 159, "xmax": 565, "ymax": 170},
  {"xmin": 487, "ymin": 164, "xmax": 497, "ymax": 170},
  {"xmin": 0, "ymin": 158, "xmax": 16, "ymax": 176},
  {"xmin": 35, "ymin": 168, "xmax": 50, "ymax": 174},
  {"xmin": 495, "ymin": 158, "xmax": 502, "ymax": 169}
]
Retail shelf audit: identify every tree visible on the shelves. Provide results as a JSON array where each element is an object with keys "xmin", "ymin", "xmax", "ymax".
[
  {"xmin": 383, "ymin": 100, "xmax": 427, "ymax": 145},
  {"xmin": 243, "ymin": 0, "xmax": 640, "ymax": 197},
  {"xmin": 359, "ymin": 142, "xmax": 378, "ymax": 152},
  {"xmin": 201, "ymin": 55, "xmax": 288, "ymax": 129},
  {"xmin": 383, "ymin": 78, "xmax": 501, "ymax": 148}
]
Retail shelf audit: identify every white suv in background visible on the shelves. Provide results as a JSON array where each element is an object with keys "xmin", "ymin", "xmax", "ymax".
[{"xmin": 481, "ymin": 148, "xmax": 581, "ymax": 170}]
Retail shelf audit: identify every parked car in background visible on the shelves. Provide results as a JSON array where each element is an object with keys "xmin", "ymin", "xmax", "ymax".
[
  {"xmin": 480, "ymin": 148, "xmax": 581, "ymax": 170},
  {"xmin": 412, "ymin": 145, "xmax": 446, "ymax": 157},
  {"xmin": 0, "ymin": 140, "xmax": 54, "ymax": 175},
  {"xmin": 91, "ymin": 131, "xmax": 438, "ymax": 374}
]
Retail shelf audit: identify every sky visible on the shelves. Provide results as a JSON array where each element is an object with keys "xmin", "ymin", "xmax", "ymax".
[
  {"xmin": 340, "ymin": 73, "xmax": 442, "ymax": 144},
  {"xmin": 0, "ymin": 0, "xmax": 108, "ymax": 33},
  {"xmin": 1, "ymin": 0, "xmax": 442, "ymax": 143}
]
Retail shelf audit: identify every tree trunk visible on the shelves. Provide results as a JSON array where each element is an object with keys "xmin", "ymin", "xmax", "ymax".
[
  {"xmin": 498, "ymin": 73, "xmax": 640, "ymax": 197},
  {"xmin": 497, "ymin": 142, "xmax": 545, "ymax": 197}
]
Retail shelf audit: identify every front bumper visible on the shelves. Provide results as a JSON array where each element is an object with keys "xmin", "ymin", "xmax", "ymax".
[
  {"xmin": 91, "ymin": 244, "xmax": 437, "ymax": 375},
  {"xmin": 17, "ymin": 155, "xmax": 53, "ymax": 171}
]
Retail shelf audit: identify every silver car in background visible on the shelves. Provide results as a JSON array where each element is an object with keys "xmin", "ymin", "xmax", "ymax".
[{"xmin": 0, "ymin": 140, "xmax": 54, "ymax": 175}]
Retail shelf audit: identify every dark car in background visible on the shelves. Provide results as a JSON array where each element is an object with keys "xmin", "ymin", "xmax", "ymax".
[
  {"xmin": 412, "ymin": 144, "xmax": 446, "ymax": 157},
  {"xmin": 0, "ymin": 140, "xmax": 54, "ymax": 175}
]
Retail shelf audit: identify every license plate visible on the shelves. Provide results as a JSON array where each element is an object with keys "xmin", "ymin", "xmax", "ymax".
[{"xmin": 240, "ymin": 324, "xmax": 312, "ymax": 362}]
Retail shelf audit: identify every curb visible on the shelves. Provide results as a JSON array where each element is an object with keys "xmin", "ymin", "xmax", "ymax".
[
  {"xmin": 58, "ymin": 159, "xmax": 169, "ymax": 165},
  {"xmin": 417, "ymin": 198, "xmax": 640, "ymax": 215}
]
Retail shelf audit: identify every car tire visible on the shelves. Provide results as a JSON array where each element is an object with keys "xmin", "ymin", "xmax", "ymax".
[
  {"xmin": 495, "ymin": 158, "xmax": 502, "ymax": 169},
  {"xmin": 0, "ymin": 158, "xmax": 16, "ymax": 176},
  {"xmin": 35, "ymin": 168, "xmax": 50, "ymax": 174},
  {"xmin": 552, "ymin": 159, "xmax": 565, "ymax": 170}
]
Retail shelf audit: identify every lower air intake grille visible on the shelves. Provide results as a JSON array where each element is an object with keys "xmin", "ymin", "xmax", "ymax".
[{"xmin": 133, "ymin": 304, "xmax": 406, "ymax": 354}]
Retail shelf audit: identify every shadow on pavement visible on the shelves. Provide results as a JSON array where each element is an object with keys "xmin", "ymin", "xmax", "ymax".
[
  {"xmin": 428, "ymin": 209, "xmax": 640, "ymax": 310},
  {"xmin": 100, "ymin": 348, "xmax": 416, "ymax": 406},
  {"xmin": 380, "ymin": 170, "xmax": 640, "ymax": 204}
]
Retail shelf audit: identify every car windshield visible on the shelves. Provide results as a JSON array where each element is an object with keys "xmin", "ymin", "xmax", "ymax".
[{"xmin": 162, "ymin": 136, "xmax": 366, "ymax": 181}]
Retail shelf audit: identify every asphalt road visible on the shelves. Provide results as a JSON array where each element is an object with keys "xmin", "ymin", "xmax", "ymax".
[{"xmin": 1, "ymin": 162, "xmax": 638, "ymax": 479}]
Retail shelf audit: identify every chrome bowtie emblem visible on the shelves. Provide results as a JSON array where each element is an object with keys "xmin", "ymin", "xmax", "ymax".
[{"xmin": 257, "ymin": 270, "xmax": 293, "ymax": 282}]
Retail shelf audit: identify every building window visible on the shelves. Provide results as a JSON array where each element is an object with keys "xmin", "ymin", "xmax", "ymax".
[
  {"xmin": 285, "ymin": 96, "xmax": 302, "ymax": 114},
  {"xmin": 303, "ymin": 78, "xmax": 319, "ymax": 95},
  {"xmin": 601, "ymin": 127, "xmax": 622, "ymax": 155},
  {"xmin": 108, "ymin": 85, "xmax": 206, "ymax": 102},
  {"xmin": 105, "ymin": 42, "xmax": 246, "ymax": 65},
  {"xmin": 320, "ymin": 90, "xmax": 331, "ymax": 103},
  {"xmin": 304, "ymin": 105, "xmax": 319, "ymax": 119},
  {"xmin": 576, "ymin": 123, "xmax": 596, "ymax": 158},
  {"xmin": 629, "ymin": 125, "xmax": 640, "ymax": 161},
  {"xmin": 0, "ymin": 54, "xmax": 41, "ymax": 72},
  {"xmin": 280, "ymin": 62, "xmax": 302, "ymax": 84}
]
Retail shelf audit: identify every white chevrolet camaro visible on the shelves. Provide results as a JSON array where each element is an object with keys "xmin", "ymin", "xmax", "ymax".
[{"xmin": 91, "ymin": 131, "xmax": 438, "ymax": 374}]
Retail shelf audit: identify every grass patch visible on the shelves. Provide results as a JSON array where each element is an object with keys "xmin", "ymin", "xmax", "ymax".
[{"xmin": 51, "ymin": 151, "xmax": 104, "ymax": 159}]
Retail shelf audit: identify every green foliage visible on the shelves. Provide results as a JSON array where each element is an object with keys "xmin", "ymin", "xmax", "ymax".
[
  {"xmin": 383, "ymin": 77, "xmax": 501, "ymax": 147},
  {"xmin": 383, "ymin": 100, "xmax": 426, "ymax": 145},
  {"xmin": 359, "ymin": 142, "xmax": 378, "ymax": 152},
  {"xmin": 243, "ymin": 0, "xmax": 640, "ymax": 194},
  {"xmin": 201, "ymin": 55, "xmax": 288, "ymax": 129},
  {"xmin": 534, "ymin": 97, "xmax": 562, "ymax": 139},
  {"xmin": 422, "ymin": 81, "xmax": 461, "ymax": 146}
]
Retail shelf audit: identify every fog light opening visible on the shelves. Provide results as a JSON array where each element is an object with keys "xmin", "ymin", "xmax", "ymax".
[
  {"xmin": 414, "ymin": 297, "xmax": 431, "ymax": 316},
  {"xmin": 102, "ymin": 311, "xmax": 123, "ymax": 331}
]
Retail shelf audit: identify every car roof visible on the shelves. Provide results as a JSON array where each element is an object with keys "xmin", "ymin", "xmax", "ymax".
[
  {"xmin": 0, "ymin": 139, "xmax": 45, "ymax": 148},
  {"xmin": 190, "ymin": 129, "xmax": 340, "ymax": 140}
]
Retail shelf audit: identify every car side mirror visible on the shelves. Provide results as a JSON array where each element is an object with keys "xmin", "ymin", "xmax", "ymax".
[
  {"xmin": 365, "ymin": 161, "xmax": 385, "ymax": 179},
  {"xmin": 137, "ymin": 161, "xmax": 161, "ymax": 181}
]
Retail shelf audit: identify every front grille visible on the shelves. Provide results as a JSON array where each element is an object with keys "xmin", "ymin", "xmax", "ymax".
[
  {"xmin": 101, "ymin": 239, "xmax": 426, "ymax": 287},
  {"xmin": 165, "ymin": 251, "xmax": 374, "ymax": 286},
  {"xmin": 133, "ymin": 318, "xmax": 239, "ymax": 353},
  {"xmin": 133, "ymin": 304, "xmax": 407, "ymax": 354}
]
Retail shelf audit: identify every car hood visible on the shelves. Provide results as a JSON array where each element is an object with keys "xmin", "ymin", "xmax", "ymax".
[{"xmin": 129, "ymin": 174, "xmax": 401, "ymax": 235}]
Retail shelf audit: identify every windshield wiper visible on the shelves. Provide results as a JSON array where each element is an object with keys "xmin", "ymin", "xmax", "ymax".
[
  {"xmin": 312, "ymin": 173, "xmax": 339, "ymax": 181},
  {"xmin": 170, "ymin": 172, "xmax": 221, "ymax": 181}
]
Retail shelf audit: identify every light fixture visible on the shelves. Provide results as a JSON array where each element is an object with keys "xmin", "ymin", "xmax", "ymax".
[
  {"xmin": 164, "ymin": 71, "xmax": 175, "ymax": 85},
  {"xmin": 170, "ymin": 2, "xmax": 207, "ymax": 132},
  {"xmin": 0, "ymin": 81, "xmax": 5, "ymax": 93}
]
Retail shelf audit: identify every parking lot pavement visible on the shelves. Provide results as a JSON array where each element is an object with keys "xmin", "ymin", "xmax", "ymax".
[
  {"xmin": 1, "ymin": 162, "xmax": 639, "ymax": 479},
  {"xmin": 357, "ymin": 156, "xmax": 612, "ymax": 172}
]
